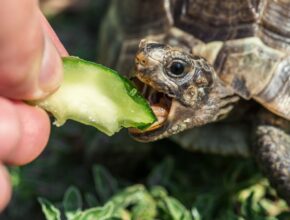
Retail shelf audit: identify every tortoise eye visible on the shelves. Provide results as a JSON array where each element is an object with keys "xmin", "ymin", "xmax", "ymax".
[
  {"xmin": 166, "ymin": 60, "xmax": 189, "ymax": 78},
  {"xmin": 170, "ymin": 61, "xmax": 185, "ymax": 75}
]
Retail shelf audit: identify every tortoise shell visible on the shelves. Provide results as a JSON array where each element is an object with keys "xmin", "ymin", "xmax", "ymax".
[
  {"xmin": 98, "ymin": 0, "xmax": 290, "ymax": 121},
  {"xmin": 98, "ymin": 0, "xmax": 290, "ymax": 205}
]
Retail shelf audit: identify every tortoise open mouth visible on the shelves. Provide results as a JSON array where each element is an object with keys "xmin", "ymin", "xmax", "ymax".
[{"xmin": 129, "ymin": 77, "xmax": 172, "ymax": 134}]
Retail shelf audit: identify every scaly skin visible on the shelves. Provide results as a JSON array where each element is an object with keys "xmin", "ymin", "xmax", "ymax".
[
  {"xmin": 101, "ymin": 0, "xmax": 290, "ymax": 204},
  {"xmin": 254, "ymin": 111, "xmax": 290, "ymax": 204},
  {"xmin": 129, "ymin": 41, "xmax": 290, "ymax": 205}
]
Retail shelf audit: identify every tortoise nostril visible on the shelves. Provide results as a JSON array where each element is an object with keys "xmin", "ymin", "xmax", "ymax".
[{"xmin": 136, "ymin": 52, "xmax": 148, "ymax": 66}]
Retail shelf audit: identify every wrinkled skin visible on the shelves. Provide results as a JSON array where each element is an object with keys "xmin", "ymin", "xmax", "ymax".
[
  {"xmin": 129, "ymin": 40, "xmax": 290, "ymax": 205},
  {"xmin": 130, "ymin": 40, "xmax": 239, "ymax": 142},
  {"xmin": 101, "ymin": 0, "xmax": 290, "ymax": 205}
]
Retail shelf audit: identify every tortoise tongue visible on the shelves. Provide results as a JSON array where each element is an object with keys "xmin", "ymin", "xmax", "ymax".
[
  {"xmin": 145, "ymin": 103, "xmax": 168, "ymax": 131},
  {"xmin": 129, "ymin": 103, "xmax": 168, "ymax": 134}
]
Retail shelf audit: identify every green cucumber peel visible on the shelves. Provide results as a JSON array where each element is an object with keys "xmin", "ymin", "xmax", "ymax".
[{"xmin": 32, "ymin": 56, "xmax": 156, "ymax": 136}]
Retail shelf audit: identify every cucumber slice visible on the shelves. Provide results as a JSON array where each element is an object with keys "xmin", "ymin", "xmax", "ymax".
[{"xmin": 33, "ymin": 56, "xmax": 156, "ymax": 136}]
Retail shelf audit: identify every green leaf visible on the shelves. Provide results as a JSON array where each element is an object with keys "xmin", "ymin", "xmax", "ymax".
[
  {"xmin": 63, "ymin": 186, "xmax": 83, "ymax": 220},
  {"xmin": 93, "ymin": 165, "xmax": 118, "ymax": 203},
  {"xmin": 85, "ymin": 193, "xmax": 99, "ymax": 208},
  {"xmin": 161, "ymin": 197, "xmax": 192, "ymax": 220},
  {"xmin": 38, "ymin": 198, "xmax": 61, "ymax": 220},
  {"xmin": 108, "ymin": 185, "xmax": 157, "ymax": 219},
  {"xmin": 79, "ymin": 202, "xmax": 117, "ymax": 220},
  {"xmin": 9, "ymin": 167, "xmax": 21, "ymax": 188},
  {"xmin": 191, "ymin": 207, "xmax": 201, "ymax": 220},
  {"xmin": 153, "ymin": 188, "xmax": 192, "ymax": 220},
  {"xmin": 147, "ymin": 157, "xmax": 174, "ymax": 187}
]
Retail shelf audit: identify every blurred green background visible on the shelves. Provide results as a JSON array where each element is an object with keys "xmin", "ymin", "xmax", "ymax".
[{"xmin": 1, "ymin": 1, "xmax": 290, "ymax": 219}]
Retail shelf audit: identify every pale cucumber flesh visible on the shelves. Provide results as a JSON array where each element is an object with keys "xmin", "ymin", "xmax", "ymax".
[{"xmin": 33, "ymin": 56, "xmax": 156, "ymax": 136}]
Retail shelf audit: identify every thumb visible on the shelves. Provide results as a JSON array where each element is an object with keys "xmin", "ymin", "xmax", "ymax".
[{"xmin": 0, "ymin": 1, "xmax": 64, "ymax": 100}]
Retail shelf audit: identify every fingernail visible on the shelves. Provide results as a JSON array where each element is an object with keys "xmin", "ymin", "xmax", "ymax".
[{"xmin": 38, "ymin": 35, "xmax": 63, "ymax": 98}]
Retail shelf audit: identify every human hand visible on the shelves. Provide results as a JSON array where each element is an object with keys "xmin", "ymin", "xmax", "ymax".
[{"xmin": 0, "ymin": 1, "xmax": 68, "ymax": 211}]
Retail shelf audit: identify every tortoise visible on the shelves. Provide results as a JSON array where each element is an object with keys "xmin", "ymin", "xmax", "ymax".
[{"xmin": 98, "ymin": 0, "xmax": 290, "ymax": 203}]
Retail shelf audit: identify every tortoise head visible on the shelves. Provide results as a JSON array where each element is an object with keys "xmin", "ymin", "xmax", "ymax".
[{"xmin": 129, "ymin": 40, "xmax": 239, "ymax": 142}]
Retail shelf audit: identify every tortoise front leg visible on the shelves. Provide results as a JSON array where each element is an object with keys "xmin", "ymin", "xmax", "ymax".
[{"xmin": 253, "ymin": 112, "xmax": 290, "ymax": 204}]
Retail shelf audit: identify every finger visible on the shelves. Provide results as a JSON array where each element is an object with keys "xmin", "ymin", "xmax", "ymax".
[
  {"xmin": 0, "ymin": 0, "xmax": 63, "ymax": 100},
  {"xmin": 0, "ymin": 165, "xmax": 12, "ymax": 212},
  {"xmin": 5, "ymin": 102, "xmax": 50, "ymax": 165},
  {"xmin": 39, "ymin": 10, "xmax": 69, "ymax": 56},
  {"xmin": 0, "ymin": 98, "xmax": 21, "ymax": 160}
]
